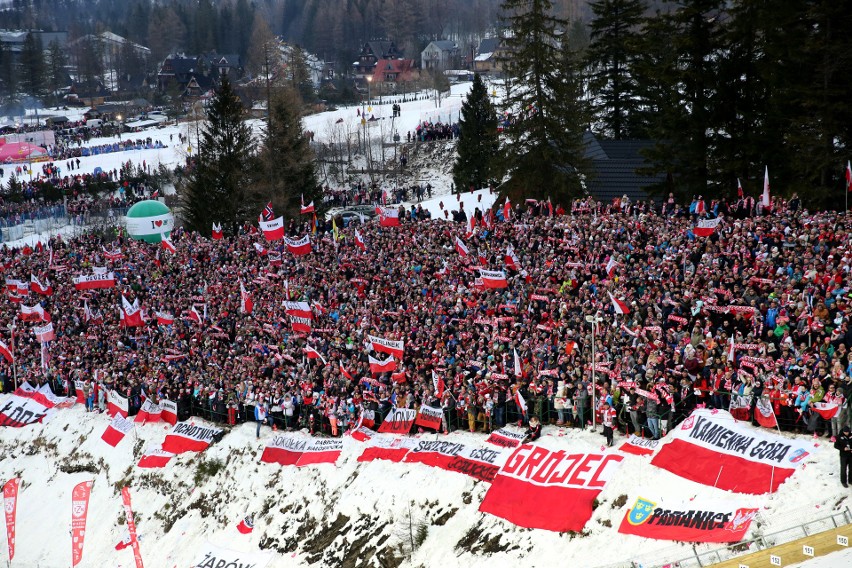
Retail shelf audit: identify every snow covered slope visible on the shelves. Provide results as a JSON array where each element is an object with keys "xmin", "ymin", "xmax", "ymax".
[{"xmin": 0, "ymin": 406, "xmax": 849, "ymax": 568}]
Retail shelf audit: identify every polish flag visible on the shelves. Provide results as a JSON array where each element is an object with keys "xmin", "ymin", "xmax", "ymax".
[
  {"xmin": 513, "ymin": 348, "xmax": 522, "ymax": 376},
  {"xmin": 368, "ymin": 355, "xmax": 397, "ymax": 374},
  {"xmin": 114, "ymin": 530, "xmax": 143, "ymax": 550},
  {"xmin": 101, "ymin": 415, "xmax": 134, "ymax": 447},
  {"xmin": 693, "ymin": 217, "xmax": 721, "ymax": 237},
  {"xmin": 20, "ymin": 304, "xmax": 50, "ymax": 322},
  {"xmin": 609, "ymin": 293, "xmax": 629, "ymax": 315},
  {"xmin": 102, "ymin": 247, "xmax": 124, "ymax": 262},
  {"xmin": 240, "ymin": 281, "xmax": 253, "ymax": 315},
  {"xmin": 236, "ymin": 515, "xmax": 254, "ymax": 534},
  {"xmin": 135, "ymin": 399, "xmax": 163, "ymax": 423},
  {"xmin": 253, "ymin": 242, "xmax": 268, "ymax": 256},
  {"xmin": 290, "ymin": 315, "xmax": 312, "ymax": 333},
  {"xmin": 812, "ymin": 402, "xmax": 840, "ymax": 420},
  {"xmin": 479, "ymin": 268, "xmax": 508, "ymax": 289},
  {"xmin": 161, "ymin": 235, "xmax": 176, "ymax": 253},
  {"xmin": 514, "ymin": 389, "xmax": 527, "ymax": 415},
  {"xmin": 185, "ymin": 306, "xmax": 203, "ymax": 324},
  {"xmin": 212, "ymin": 222, "xmax": 223, "ymax": 240},
  {"xmin": 160, "ymin": 399, "xmax": 178, "ymax": 425},
  {"xmin": 304, "ymin": 346, "xmax": 327, "ymax": 365},
  {"xmin": 505, "ymin": 244, "xmax": 519, "ymax": 271},
  {"xmin": 300, "ymin": 195, "xmax": 315, "ymax": 214},
  {"xmin": 33, "ymin": 322, "xmax": 55, "ymax": 342},
  {"xmin": 5, "ymin": 278, "xmax": 24, "ymax": 292},
  {"xmin": 73, "ymin": 272, "xmax": 115, "ymax": 290},
  {"xmin": 285, "ymin": 235, "xmax": 312, "ymax": 256},
  {"xmin": 503, "ymin": 198, "xmax": 511, "ymax": 220},
  {"xmin": 259, "ymin": 216, "xmax": 285, "ymax": 241},
  {"xmin": 762, "ymin": 166, "xmax": 771, "ymax": 209},
  {"xmin": 340, "ymin": 362, "xmax": 353, "ymax": 381},
  {"xmin": 737, "ymin": 178, "xmax": 744, "ymax": 198},
  {"xmin": 107, "ymin": 389, "xmax": 129, "ymax": 418},
  {"xmin": 846, "ymin": 161, "xmax": 852, "ymax": 193},
  {"xmin": 30, "ymin": 274, "xmax": 53, "ymax": 295},
  {"xmin": 754, "ymin": 398, "xmax": 777, "ymax": 429},
  {"xmin": 0, "ymin": 339, "xmax": 13, "ymax": 363},
  {"xmin": 354, "ymin": 229, "xmax": 366, "ymax": 251},
  {"xmin": 137, "ymin": 447, "xmax": 175, "ymax": 468},
  {"xmin": 432, "ymin": 370, "xmax": 445, "ymax": 398},
  {"xmin": 156, "ymin": 311, "xmax": 174, "ymax": 326},
  {"xmin": 547, "ymin": 197, "xmax": 553, "ymax": 216},
  {"xmin": 605, "ymin": 257, "xmax": 618, "ymax": 278},
  {"xmin": 455, "ymin": 236, "xmax": 469, "ymax": 257},
  {"xmin": 284, "ymin": 301, "xmax": 313, "ymax": 319},
  {"xmin": 727, "ymin": 335, "xmax": 736, "ymax": 363},
  {"xmin": 120, "ymin": 296, "xmax": 144, "ymax": 327},
  {"xmin": 377, "ymin": 206, "xmax": 400, "ymax": 227},
  {"xmin": 161, "ymin": 422, "xmax": 222, "ymax": 454}
]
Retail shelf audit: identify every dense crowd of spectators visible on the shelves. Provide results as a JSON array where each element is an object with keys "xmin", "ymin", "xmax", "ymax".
[{"xmin": 2, "ymin": 193, "xmax": 851, "ymax": 447}]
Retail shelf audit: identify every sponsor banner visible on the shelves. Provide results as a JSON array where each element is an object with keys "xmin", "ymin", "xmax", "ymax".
[
  {"xmin": 125, "ymin": 212, "xmax": 174, "ymax": 236},
  {"xmin": 414, "ymin": 405, "xmax": 443, "ymax": 430},
  {"xmin": 101, "ymin": 415, "xmax": 134, "ymax": 447},
  {"xmin": 71, "ymin": 480, "xmax": 93, "ymax": 567},
  {"xmin": 619, "ymin": 435, "xmax": 661, "ymax": 457},
  {"xmin": 3, "ymin": 478, "xmax": 19, "ymax": 561},
  {"xmin": 377, "ymin": 408, "xmax": 416, "ymax": 435},
  {"xmin": 161, "ymin": 422, "xmax": 222, "ymax": 454},
  {"xmin": 651, "ymin": 409, "xmax": 814, "ymax": 494},
  {"xmin": 191, "ymin": 542, "xmax": 272, "ymax": 568},
  {"xmin": 135, "ymin": 399, "xmax": 162, "ymax": 423},
  {"xmin": 486, "ymin": 427, "xmax": 527, "ymax": 449},
  {"xmin": 295, "ymin": 438, "xmax": 343, "ymax": 466},
  {"xmin": 479, "ymin": 445, "xmax": 624, "ymax": 532},
  {"xmin": 357, "ymin": 435, "xmax": 418, "ymax": 463},
  {"xmin": 137, "ymin": 447, "xmax": 175, "ymax": 469},
  {"xmin": 160, "ymin": 399, "xmax": 178, "ymax": 425},
  {"xmin": 261, "ymin": 435, "xmax": 307, "ymax": 466},
  {"xmin": 368, "ymin": 334, "xmax": 405, "ymax": 359},
  {"xmin": 73, "ymin": 272, "xmax": 116, "ymax": 290},
  {"xmin": 618, "ymin": 495, "xmax": 759, "ymax": 543},
  {"xmin": 107, "ymin": 389, "xmax": 129, "ymax": 418}
]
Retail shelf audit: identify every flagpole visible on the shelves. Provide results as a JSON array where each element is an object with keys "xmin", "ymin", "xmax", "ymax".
[{"xmin": 8, "ymin": 323, "xmax": 16, "ymax": 390}]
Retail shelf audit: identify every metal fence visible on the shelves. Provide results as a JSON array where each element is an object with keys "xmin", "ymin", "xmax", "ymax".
[{"xmin": 0, "ymin": 204, "xmax": 130, "ymax": 243}]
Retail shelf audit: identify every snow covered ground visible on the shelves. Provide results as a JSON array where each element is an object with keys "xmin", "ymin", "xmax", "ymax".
[{"xmin": 0, "ymin": 405, "xmax": 850, "ymax": 568}]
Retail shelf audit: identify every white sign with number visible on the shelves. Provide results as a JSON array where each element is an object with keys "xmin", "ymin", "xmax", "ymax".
[
  {"xmin": 769, "ymin": 555, "xmax": 781, "ymax": 566},
  {"xmin": 838, "ymin": 535, "xmax": 849, "ymax": 547},
  {"xmin": 802, "ymin": 545, "xmax": 814, "ymax": 556}
]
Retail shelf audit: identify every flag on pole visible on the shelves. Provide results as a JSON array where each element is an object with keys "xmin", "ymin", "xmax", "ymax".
[
  {"xmin": 455, "ymin": 236, "xmax": 469, "ymax": 257},
  {"xmin": 762, "ymin": 166, "xmax": 771, "ymax": 209},
  {"xmin": 261, "ymin": 201, "xmax": 275, "ymax": 222},
  {"xmin": 513, "ymin": 348, "xmax": 522, "ymax": 376},
  {"xmin": 737, "ymin": 178, "xmax": 744, "ymax": 198},
  {"xmin": 161, "ymin": 235, "xmax": 176, "ymax": 253},
  {"xmin": 609, "ymin": 293, "xmax": 629, "ymax": 315},
  {"xmin": 846, "ymin": 160, "xmax": 851, "ymax": 192},
  {"xmin": 300, "ymin": 195, "xmax": 315, "ymax": 214},
  {"xmin": 212, "ymin": 223, "xmax": 223, "ymax": 240},
  {"xmin": 354, "ymin": 229, "xmax": 366, "ymax": 252}
]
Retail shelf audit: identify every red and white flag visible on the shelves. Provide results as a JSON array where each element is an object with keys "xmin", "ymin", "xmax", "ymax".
[
  {"xmin": 414, "ymin": 405, "xmax": 443, "ymax": 430},
  {"xmin": 479, "ymin": 268, "xmax": 508, "ymax": 289},
  {"xmin": 367, "ymin": 334, "xmax": 405, "ymax": 359},
  {"xmin": 479, "ymin": 446, "xmax": 623, "ymax": 532},
  {"xmin": 762, "ymin": 166, "xmax": 771, "ymax": 209},
  {"xmin": 339, "ymin": 362, "xmax": 353, "ymax": 381},
  {"xmin": 609, "ymin": 293, "xmax": 630, "ymax": 315},
  {"xmin": 212, "ymin": 222, "xmax": 223, "ymax": 240},
  {"xmin": 161, "ymin": 422, "xmax": 222, "ymax": 454},
  {"xmin": 0, "ymin": 339, "xmax": 13, "ymax": 364},
  {"xmin": 296, "ymin": 438, "xmax": 343, "ymax": 466},
  {"xmin": 304, "ymin": 345, "xmax": 327, "ymax": 364},
  {"xmin": 161, "ymin": 235, "xmax": 176, "ymax": 253},
  {"xmin": 755, "ymin": 397, "xmax": 778, "ymax": 428},
  {"xmin": 120, "ymin": 296, "xmax": 144, "ymax": 327},
  {"xmin": 30, "ymin": 274, "xmax": 53, "ymax": 295},
  {"xmin": 300, "ymin": 195, "xmax": 315, "ymax": 214},
  {"xmin": 737, "ymin": 178, "xmax": 744, "ymax": 198},
  {"xmin": 486, "ymin": 428, "xmax": 527, "ymax": 449},
  {"xmin": 505, "ymin": 244, "xmax": 519, "ymax": 271},
  {"xmin": 513, "ymin": 347, "xmax": 522, "ymax": 376},
  {"xmin": 284, "ymin": 301, "xmax": 313, "ymax": 319},
  {"xmin": 261, "ymin": 435, "xmax": 307, "ymax": 466},
  {"xmin": 290, "ymin": 315, "xmax": 312, "ymax": 333},
  {"xmin": 368, "ymin": 354, "xmax": 397, "ymax": 374},
  {"xmin": 693, "ymin": 217, "xmax": 721, "ymax": 237},
  {"xmin": 107, "ymin": 389, "xmax": 129, "ymax": 418},
  {"xmin": 73, "ymin": 271, "xmax": 115, "ymax": 290},
  {"xmin": 260, "ymin": 201, "xmax": 275, "ymax": 221},
  {"xmin": 357, "ymin": 434, "xmax": 418, "ymax": 462},
  {"xmin": 354, "ymin": 228, "xmax": 366, "ymax": 251},
  {"xmin": 503, "ymin": 198, "xmax": 511, "ymax": 220},
  {"xmin": 846, "ymin": 160, "xmax": 852, "ymax": 193},
  {"xmin": 135, "ymin": 399, "xmax": 163, "ymax": 423},
  {"xmin": 651, "ymin": 409, "xmax": 812, "ymax": 494},
  {"xmin": 101, "ymin": 415, "xmax": 134, "ymax": 447},
  {"xmin": 377, "ymin": 206, "xmax": 400, "ymax": 227},
  {"xmin": 160, "ymin": 399, "xmax": 178, "ymax": 425},
  {"xmin": 377, "ymin": 407, "xmax": 417, "ymax": 435},
  {"xmin": 102, "ymin": 247, "xmax": 124, "ymax": 261},
  {"xmin": 156, "ymin": 311, "xmax": 174, "ymax": 326},
  {"xmin": 812, "ymin": 402, "xmax": 840, "ymax": 420},
  {"xmin": 2, "ymin": 478, "xmax": 19, "ymax": 561},
  {"xmin": 236, "ymin": 515, "xmax": 254, "ymax": 534},
  {"xmin": 285, "ymin": 235, "xmax": 312, "ymax": 256},
  {"xmin": 605, "ymin": 256, "xmax": 618, "ymax": 278},
  {"xmin": 240, "ymin": 281, "xmax": 253, "ymax": 315},
  {"xmin": 432, "ymin": 370, "xmax": 445, "ymax": 399},
  {"xmin": 185, "ymin": 305, "xmax": 203, "ymax": 324},
  {"xmin": 514, "ymin": 389, "xmax": 527, "ymax": 415},
  {"xmin": 33, "ymin": 322, "xmax": 55, "ymax": 342},
  {"xmin": 71, "ymin": 480, "xmax": 93, "ymax": 567},
  {"xmin": 455, "ymin": 236, "xmax": 469, "ymax": 257},
  {"xmin": 137, "ymin": 447, "xmax": 175, "ymax": 468},
  {"xmin": 618, "ymin": 434, "xmax": 660, "ymax": 457},
  {"xmin": 259, "ymin": 216, "xmax": 285, "ymax": 240},
  {"xmin": 20, "ymin": 303, "xmax": 50, "ymax": 322}
]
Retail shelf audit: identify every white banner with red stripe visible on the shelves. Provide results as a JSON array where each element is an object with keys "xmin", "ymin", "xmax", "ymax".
[
  {"xmin": 377, "ymin": 408, "xmax": 416, "ymax": 434},
  {"xmin": 107, "ymin": 389, "xmax": 129, "ymax": 418},
  {"xmin": 619, "ymin": 435, "xmax": 660, "ymax": 456},
  {"xmin": 73, "ymin": 272, "xmax": 116, "ymax": 290},
  {"xmin": 367, "ymin": 334, "xmax": 405, "ymax": 358},
  {"xmin": 137, "ymin": 447, "xmax": 175, "ymax": 468},
  {"xmin": 160, "ymin": 399, "xmax": 178, "ymax": 425},
  {"xmin": 414, "ymin": 405, "xmax": 443, "ymax": 430},
  {"xmin": 357, "ymin": 435, "xmax": 418, "ymax": 463},
  {"xmin": 161, "ymin": 422, "xmax": 222, "ymax": 454},
  {"xmin": 101, "ymin": 415, "xmax": 134, "ymax": 447},
  {"xmin": 135, "ymin": 399, "xmax": 162, "ymax": 423},
  {"xmin": 485, "ymin": 427, "xmax": 527, "ymax": 448}
]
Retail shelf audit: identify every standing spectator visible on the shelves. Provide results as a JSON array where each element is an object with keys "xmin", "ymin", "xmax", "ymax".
[
  {"xmin": 255, "ymin": 400, "xmax": 270, "ymax": 438},
  {"xmin": 835, "ymin": 426, "xmax": 852, "ymax": 488}
]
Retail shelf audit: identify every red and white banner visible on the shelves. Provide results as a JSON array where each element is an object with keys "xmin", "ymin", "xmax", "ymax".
[
  {"xmin": 296, "ymin": 438, "xmax": 343, "ymax": 466},
  {"xmin": 212, "ymin": 222, "xmax": 223, "ymax": 240},
  {"xmin": 377, "ymin": 407, "xmax": 416, "ymax": 434},
  {"xmin": 609, "ymin": 292, "xmax": 630, "ymax": 315},
  {"xmin": 30, "ymin": 274, "xmax": 53, "ymax": 295},
  {"xmin": 290, "ymin": 315, "xmax": 312, "ymax": 333},
  {"xmin": 728, "ymin": 395, "xmax": 751, "ymax": 421},
  {"xmin": 505, "ymin": 244, "xmax": 519, "ymax": 270},
  {"xmin": 240, "ymin": 281, "xmax": 253, "ymax": 315},
  {"xmin": 354, "ymin": 229, "xmax": 366, "ymax": 251},
  {"xmin": 101, "ymin": 415, "xmax": 134, "ymax": 447},
  {"xmin": 156, "ymin": 311, "xmax": 174, "ymax": 326},
  {"xmin": 259, "ymin": 216, "xmax": 285, "ymax": 240},
  {"xmin": 368, "ymin": 355, "xmax": 397, "ymax": 374},
  {"xmin": 414, "ymin": 405, "xmax": 443, "ymax": 430},
  {"xmin": 455, "ymin": 236, "xmax": 469, "ymax": 256},
  {"xmin": 73, "ymin": 272, "xmax": 115, "ymax": 290},
  {"xmin": 2, "ymin": 478, "xmax": 19, "ymax": 561},
  {"xmin": 367, "ymin": 334, "xmax": 404, "ymax": 359},
  {"xmin": 618, "ymin": 495, "xmax": 759, "ymax": 543},
  {"xmin": 303, "ymin": 346, "xmax": 327, "ymax": 364},
  {"xmin": 135, "ymin": 399, "xmax": 163, "ymax": 423},
  {"xmin": 137, "ymin": 447, "xmax": 175, "ymax": 469},
  {"xmin": 300, "ymin": 197, "xmax": 315, "ymax": 214},
  {"xmin": 71, "ymin": 480, "xmax": 93, "ymax": 567},
  {"xmin": 33, "ymin": 322, "xmax": 55, "ymax": 342},
  {"xmin": 161, "ymin": 422, "xmax": 222, "ymax": 454},
  {"xmin": 0, "ymin": 386, "xmax": 58, "ymax": 427},
  {"xmin": 0, "ymin": 339, "xmax": 12, "ymax": 364},
  {"xmin": 479, "ymin": 446, "xmax": 623, "ymax": 532},
  {"xmin": 120, "ymin": 296, "xmax": 144, "ymax": 327},
  {"xmin": 357, "ymin": 435, "xmax": 418, "ymax": 463},
  {"xmin": 755, "ymin": 398, "xmax": 778, "ymax": 428},
  {"xmin": 651, "ymin": 409, "xmax": 813, "ymax": 494},
  {"xmin": 479, "ymin": 268, "xmax": 508, "ymax": 289},
  {"xmin": 377, "ymin": 206, "xmax": 400, "ymax": 227},
  {"xmin": 161, "ymin": 235, "xmax": 176, "ymax": 253},
  {"xmin": 693, "ymin": 217, "xmax": 721, "ymax": 237},
  {"xmin": 160, "ymin": 399, "xmax": 178, "ymax": 425},
  {"xmin": 619, "ymin": 435, "xmax": 661, "ymax": 456},
  {"xmin": 190, "ymin": 542, "xmax": 272, "ymax": 568},
  {"xmin": 120, "ymin": 487, "xmax": 145, "ymax": 568},
  {"xmin": 284, "ymin": 301, "xmax": 312, "ymax": 319},
  {"xmin": 486, "ymin": 427, "xmax": 527, "ymax": 449},
  {"xmin": 107, "ymin": 389, "xmax": 129, "ymax": 418},
  {"xmin": 261, "ymin": 435, "xmax": 308, "ymax": 466},
  {"xmin": 357, "ymin": 408, "xmax": 374, "ymax": 429},
  {"xmin": 812, "ymin": 402, "xmax": 840, "ymax": 420},
  {"xmin": 285, "ymin": 235, "xmax": 312, "ymax": 256},
  {"xmin": 403, "ymin": 440, "xmax": 509, "ymax": 482}
]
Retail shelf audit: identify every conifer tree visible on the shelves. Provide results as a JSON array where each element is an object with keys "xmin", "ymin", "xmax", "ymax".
[
  {"xmin": 453, "ymin": 73, "xmax": 501, "ymax": 192},
  {"xmin": 181, "ymin": 76, "xmax": 256, "ymax": 235}
]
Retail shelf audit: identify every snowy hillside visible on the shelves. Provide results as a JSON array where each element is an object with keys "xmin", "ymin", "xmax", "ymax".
[{"xmin": 0, "ymin": 405, "xmax": 848, "ymax": 568}]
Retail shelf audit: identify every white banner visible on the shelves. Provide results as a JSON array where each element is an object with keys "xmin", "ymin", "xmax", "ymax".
[{"xmin": 191, "ymin": 542, "xmax": 272, "ymax": 568}]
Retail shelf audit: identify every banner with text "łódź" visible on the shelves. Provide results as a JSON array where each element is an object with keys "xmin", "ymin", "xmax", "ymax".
[{"xmin": 651, "ymin": 409, "xmax": 814, "ymax": 494}]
